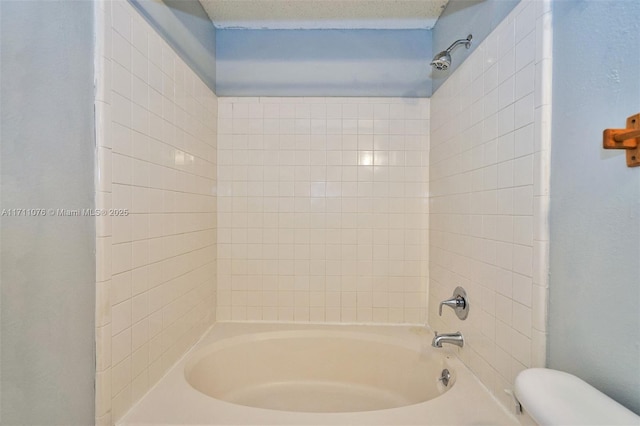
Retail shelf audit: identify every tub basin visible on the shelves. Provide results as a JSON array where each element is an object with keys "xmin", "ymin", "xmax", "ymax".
[
  {"xmin": 118, "ymin": 323, "xmax": 518, "ymax": 425},
  {"xmin": 185, "ymin": 330, "xmax": 451, "ymax": 412}
]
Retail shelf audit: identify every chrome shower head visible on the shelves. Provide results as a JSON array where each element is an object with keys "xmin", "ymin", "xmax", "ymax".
[
  {"xmin": 430, "ymin": 34, "xmax": 472, "ymax": 71},
  {"xmin": 430, "ymin": 51, "xmax": 452, "ymax": 71}
]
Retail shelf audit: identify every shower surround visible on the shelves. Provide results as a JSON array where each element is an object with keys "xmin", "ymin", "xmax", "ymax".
[{"xmin": 92, "ymin": 0, "xmax": 554, "ymax": 424}]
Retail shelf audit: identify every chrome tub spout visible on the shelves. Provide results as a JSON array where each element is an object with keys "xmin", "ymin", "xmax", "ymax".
[{"xmin": 432, "ymin": 331, "xmax": 464, "ymax": 348}]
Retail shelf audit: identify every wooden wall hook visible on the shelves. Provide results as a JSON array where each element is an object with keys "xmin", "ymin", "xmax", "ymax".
[{"xmin": 603, "ymin": 113, "xmax": 640, "ymax": 167}]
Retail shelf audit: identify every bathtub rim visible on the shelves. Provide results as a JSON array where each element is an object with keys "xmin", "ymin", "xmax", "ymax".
[{"xmin": 118, "ymin": 321, "xmax": 519, "ymax": 426}]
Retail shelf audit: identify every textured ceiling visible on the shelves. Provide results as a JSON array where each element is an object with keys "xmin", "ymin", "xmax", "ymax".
[{"xmin": 200, "ymin": 0, "xmax": 451, "ymax": 29}]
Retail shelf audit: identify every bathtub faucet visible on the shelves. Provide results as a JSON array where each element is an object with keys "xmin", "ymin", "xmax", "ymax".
[{"xmin": 432, "ymin": 331, "xmax": 464, "ymax": 348}]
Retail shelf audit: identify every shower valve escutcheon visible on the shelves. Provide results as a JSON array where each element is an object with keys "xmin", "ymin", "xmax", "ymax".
[{"xmin": 438, "ymin": 286, "xmax": 469, "ymax": 320}]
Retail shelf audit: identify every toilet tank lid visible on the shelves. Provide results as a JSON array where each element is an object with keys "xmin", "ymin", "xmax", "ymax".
[{"xmin": 514, "ymin": 368, "xmax": 639, "ymax": 426}]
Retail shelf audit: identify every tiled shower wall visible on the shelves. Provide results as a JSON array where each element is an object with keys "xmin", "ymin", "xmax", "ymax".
[
  {"xmin": 217, "ymin": 97, "xmax": 429, "ymax": 324},
  {"xmin": 94, "ymin": 1, "xmax": 218, "ymax": 424},
  {"xmin": 428, "ymin": 0, "xmax": 551, "ymax": 410}
]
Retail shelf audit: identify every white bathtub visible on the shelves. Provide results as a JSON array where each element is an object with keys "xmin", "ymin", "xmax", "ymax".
[{"xmin": 119, "ymin": 323, "xmax": 518, "ymax": 425}]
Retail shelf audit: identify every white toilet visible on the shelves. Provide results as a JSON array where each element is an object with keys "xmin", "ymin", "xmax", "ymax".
[{"xmin": 515, "ymin": 368, "xmax": 640, "ymax": 425}]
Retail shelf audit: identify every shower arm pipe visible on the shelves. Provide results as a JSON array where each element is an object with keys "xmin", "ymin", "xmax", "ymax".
[{"xmin": 444, "ymin": 35, "xmax": 473, "ymax": 53}]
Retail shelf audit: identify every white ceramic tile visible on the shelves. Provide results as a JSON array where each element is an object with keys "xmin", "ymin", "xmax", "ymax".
[
  {"xmin": 112, "ymin": 2, "xmax": 132, "ymax": 41},
  {"xmin": 95, "ymin": 370, "xmax": 112, "ymax": 416},
  {"xmin": 94, "ymin": 1, "xmax": 217, "ymax": 421},
  {"xmin": 111, "ymin": 20, "xmax": 131, "ymax": 68},
  {"xmin": 515, "ymin": 31, "xmax": 536, "ymax": 71},
  {"xmin": 96, "ymin": 324, "xmax": 112, "ymax": 371},
  {"xmin": 498, "ymin": 77, "xmax": 515, "ymax": 110},
  {"xmin": 112, "ymin": 61, "xmax": 132, "ymax": 100},
  {"xmin": 112, "ymin": 328, "xmax": 132, "ymax": 366},
  {"xmin": 515, "ymin": 62, "xmax": 535, "ymax": 101}
]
